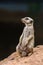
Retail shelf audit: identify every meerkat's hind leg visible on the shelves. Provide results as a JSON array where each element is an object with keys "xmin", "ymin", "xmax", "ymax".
[{"xmin": 28, "ymin": 48, "xmax": 33, "ymax": 56}]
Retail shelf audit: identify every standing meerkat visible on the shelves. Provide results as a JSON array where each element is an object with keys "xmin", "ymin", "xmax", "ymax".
[{"xmin": 16, "ymin": 17, "xmax": 34, "ymax": 57}]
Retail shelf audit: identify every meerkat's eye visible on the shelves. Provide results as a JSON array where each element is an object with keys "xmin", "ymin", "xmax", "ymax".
[
  {"xmin": 25, "ymin": 18, "xmax": 29, "ymax": 20},
  {"xmin": 30, "ymin": 21, "xmax": 32, "ymax": 23}
]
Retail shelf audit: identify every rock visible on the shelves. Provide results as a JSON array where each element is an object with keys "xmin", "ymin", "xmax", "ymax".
[{"xmin": 0, "ymin": 45, "xmax": 43, "ymax": 65}]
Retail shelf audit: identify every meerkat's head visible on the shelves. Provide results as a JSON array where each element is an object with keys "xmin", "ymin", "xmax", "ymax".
[{"xmin": 21, "ymin": 17, "xmax": 34, "ymax": 26}]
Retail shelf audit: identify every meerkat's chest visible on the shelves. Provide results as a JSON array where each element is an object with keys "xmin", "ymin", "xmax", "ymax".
[{"xmin": 23, "ymin": 26, "xmax": 33, "ymax": 37}]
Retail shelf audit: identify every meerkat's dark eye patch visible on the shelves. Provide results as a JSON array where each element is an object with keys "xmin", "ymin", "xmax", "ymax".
[
  {"xmin": 25, "ymin": 18, "xmax": 29, "ymax": 20},
  {"xmin": 30, "ymin": 21, "xmax": 32, "ymax": 23}
]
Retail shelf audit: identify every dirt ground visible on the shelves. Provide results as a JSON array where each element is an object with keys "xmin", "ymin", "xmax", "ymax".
[{"xmin": 0, "ymin": 45, "xmax": 43, "ymax": 65}]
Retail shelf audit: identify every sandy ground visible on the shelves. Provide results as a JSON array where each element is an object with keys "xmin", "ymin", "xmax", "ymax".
[{"xmin": 0, "ymin": 45, "xmax": 43, "ymax": 65}]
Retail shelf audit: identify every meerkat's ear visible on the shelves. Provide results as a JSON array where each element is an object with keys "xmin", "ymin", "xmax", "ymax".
[{"xmin": 33, "ymin": 19, "xmax": 34, "ymax": 23}]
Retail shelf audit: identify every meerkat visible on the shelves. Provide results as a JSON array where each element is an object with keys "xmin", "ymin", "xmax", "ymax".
[{"xmin": 16, "ymin": 17, "xmax": 34, "ymax": 57}]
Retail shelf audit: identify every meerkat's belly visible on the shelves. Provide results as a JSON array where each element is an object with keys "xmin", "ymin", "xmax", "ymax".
[
  {"xmin": 23, "ymin": 27, "xmax": 30, "ymax": 37},
  {"xmin": 22, "ymin": 38, "xmax": 28, "ymax": 47}
]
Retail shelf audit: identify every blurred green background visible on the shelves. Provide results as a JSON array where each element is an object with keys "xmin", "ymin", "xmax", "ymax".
[{"xmin": 0, "ymin": 1, "xmax": 43, "ymax": 60}]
